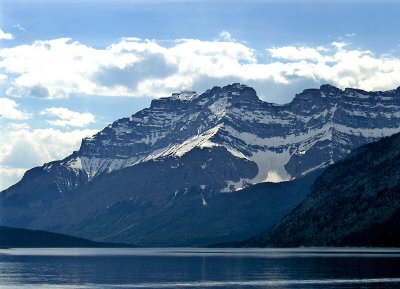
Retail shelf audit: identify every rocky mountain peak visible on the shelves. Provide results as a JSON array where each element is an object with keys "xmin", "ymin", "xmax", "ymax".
[
  {"xmin": 293, "ymin": 84, "xmax": 342, "ymax": 102},
  {"xmin": 148, "ymin": 83, "xmax": 259, "ymax": 113},
  {"xmin": 320, "ymin": 84, "xmax": 342, "ymax": 95},
  {"xmin": 213, "ymin": 83, "xmax": 259, "ymax": 101}
]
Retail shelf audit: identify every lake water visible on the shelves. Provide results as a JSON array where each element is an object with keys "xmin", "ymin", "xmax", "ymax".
[{"xmin": 1, "ymin": 248, "xmax": 400, "ymax": 288}]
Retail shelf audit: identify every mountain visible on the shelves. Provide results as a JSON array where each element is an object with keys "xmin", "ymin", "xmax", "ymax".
[
  {"xmin": 63, "ymin": 170, "xmax": 320, "ymax": 246},
  {"xmin": 0, "ymin": 226, "xmax": 131, "ymax": 248},
  {"xmin": 244, "ymin": 132, "xmax": 400, "ymax": 247},
  {"xmin": 2, "ymin": 83, "xmax": 400, "ymax": 246}
]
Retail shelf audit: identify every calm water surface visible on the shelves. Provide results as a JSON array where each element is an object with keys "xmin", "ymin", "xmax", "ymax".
[{"xmin": 1, "ymin": 248, "xmax": 400, "ymax": 288}]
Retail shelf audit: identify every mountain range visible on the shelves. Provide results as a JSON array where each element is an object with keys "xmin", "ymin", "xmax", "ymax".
[{"xmin": 2, "ymin": 83, "xmax": 400, "ymax": 246}]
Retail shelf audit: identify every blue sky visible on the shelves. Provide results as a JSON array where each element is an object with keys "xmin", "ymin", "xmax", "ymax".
[
  {"xmin": 1, "ymin": 0, "xmax": 400, "ymax": 190},
  {"xmin": 3, "ymin": 1, "xmax": 400, "ymax": 52}
]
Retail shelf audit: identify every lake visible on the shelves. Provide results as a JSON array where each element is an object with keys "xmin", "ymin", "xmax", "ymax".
[{"xmin": 0, "ymin": 248, "xmax": 400, "ymax": 288}]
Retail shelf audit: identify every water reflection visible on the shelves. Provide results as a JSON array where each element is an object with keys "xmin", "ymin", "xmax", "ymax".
[{"xmin": 0, "ymin": 248, "xmax": 400, "ymax": 288}]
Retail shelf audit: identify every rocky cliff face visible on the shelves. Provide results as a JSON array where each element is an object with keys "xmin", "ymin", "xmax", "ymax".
[{"xmin": 2, "ymin": 83, "xmax": 400, "ymax": 245}]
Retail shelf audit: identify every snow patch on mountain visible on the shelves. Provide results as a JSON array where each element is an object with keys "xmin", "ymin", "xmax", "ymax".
[
  {"xmin": 171, "ymin": 91, "xmax": 198, "ymax": 101},
  {"xmin": 65, "ymin": 157, "xmax": 82, "ymax": 172},
  {"xmin": 143, "ymin": 124, "xmax": 223, "ymax": 160},
  {"xmin": 209, "ymin": 97, "xmax": 229, "ymax": 119},
  {"xmin": 222, "ymin": 178, "xmax": 249, "ymax": 192},
  {"xmin": 335, "ymin": 124, "xmax": 400, "ymax": 139},
  {"xmin": 249, "ymin": 150, "xmax": 291, "ymax": 183}
]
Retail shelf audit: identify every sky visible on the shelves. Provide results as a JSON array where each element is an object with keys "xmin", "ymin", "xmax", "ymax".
[{"xmin": 1, "ymin": 0, "xmax": 400, "ymax": 190}]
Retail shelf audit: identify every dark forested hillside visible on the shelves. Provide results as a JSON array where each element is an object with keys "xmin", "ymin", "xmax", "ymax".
[{"xmin": 245, "ymin": 132, "xmax": 400, "ymax": 247}]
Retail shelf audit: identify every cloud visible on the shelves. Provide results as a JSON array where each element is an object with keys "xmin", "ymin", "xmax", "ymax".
[
  {"xmin": 0, "ymin": 29, "xmax": 13, "ymax": 40},
  {"xmin": 218, "ymin": 31, "xmax": 235, "ymax": 42},
  {"xmin": 0, "ymin": 37, "xmax": 256, "ymax": 98},
  {"xmin": 40, "ymin": 107, "xmax": 95, "ymax": 127},
  {"xmin": 0, "ymin": 125, "xmax": 98, "ymax": 190},
  {"xmin": 0, "ymin": 167, "xmax": 27, "ymax": 192},
  {"xmin": 6, "ymin": 123, "xmax": 30, "ymax": 130},
  {"xmin": 267, "ymin": 46, "xmax": 326, "ymax": 62},
  {"xmin": 94, "ymin": 53, "xmax": 176, "ymax": 90},
  {"xmin": 265, "ymin": 42, "xmax": 400, "ymax": 91},
  {"xmin": 12, "ymin": 24, "xmax": 26, "ymax": 32},
  {"xmin": 1, "ymin": 35, "xmax": 400, "ymax": 101},
  {"xmin": 345, "ymin": 33, "xmax": 356, "ymax": 38},
  {"xmin": 0, "ymin": 98, "xmax": 31, "ymax": 120}
]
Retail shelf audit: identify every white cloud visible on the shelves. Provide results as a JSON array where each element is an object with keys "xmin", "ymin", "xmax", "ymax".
[
  {"xmin": 0, "ymin": 29, "xmax": 13, "ymax": 40},
  {"xmin": 345, "ymin": 33, "xmax": 356, "ymax": 38},
  {"xmin": 0, "ymin": 98, "xmax": 31, "ymax": 120},
  {"xmin": 0, "ymin": 127, "xmax": 98, "ymax": 167},
  {"xmin": 40, "ymin": 107, "xmax": 95, "ymax": 127},
  {"xmin": 265, "ymin": 42, "xmax": 400, "ymax": 91},
  {"xmin": 267, "ymin": 46, "xmax": 326, "ymax": 62},
  {"xmin": 0, "ymin": 167, "xmax": 27, "ymax": 191},
  {"xmin": 6, "ymin": 122, "xmax": 30, "ymax": 130},
  {"xmin": 0, "ymin": 37, "xmax": 256, "ymax": 98},
  {"xmin": 1, "ymin": 36, "xmax": 400, "ymax": 100},
  {"xmin": 0, "ymin": 126, "xmax": 98, "ymax": 191},
  {"xmin": 0, "ymin": 73, "xmax": 6, "ymax": 82},
  {"xmin": 218, "ymin": 31, "xmax": 235, "ymax": 42},
  {"xmin": 12, "ymin": 24, "xmax": 26, "ymax": 32}
]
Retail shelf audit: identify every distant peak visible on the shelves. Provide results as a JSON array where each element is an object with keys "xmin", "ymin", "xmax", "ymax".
[
  {"xmin": 222, "ymin": 83, "xmax": 251, "ymax": 91},
  {"xmin": 343, "ymin": 87, "xmax": 368, "ymax": 93},
  {"xmin": 152, "ymin": 84, "xmax": 255, "ymax": 109},
  {"xmin": 218, "ymin": 83, "xmax": 259, "ymax": 101},
  {"xmin": 293, "ymin": 84, "xmax": 342, "ymax": 101},
  {"xmin": 320, "ymin": 84, "xmax": 342, "ymax": 94}
]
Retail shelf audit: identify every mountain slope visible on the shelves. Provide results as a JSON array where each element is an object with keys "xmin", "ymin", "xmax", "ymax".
[
  {"xmin": 63, "ymin": 170, "xmax": 321, "ymax": 246},
  {"xmin": 2, "ymin": 83, "xmax": 400, "ymax": 245},
  {"xmin": 246, "ymin": 132, "xmax": 400, "ymax": 247}
]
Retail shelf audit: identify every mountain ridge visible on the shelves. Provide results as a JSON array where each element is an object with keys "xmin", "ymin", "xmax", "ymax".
[
  {"xmin": 2, "ymin": 83, "xmax": 400, "ymax": 245},
  {"xmin": 12, "ymin": 83, "xmax": 400, "ymax": 194}
]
